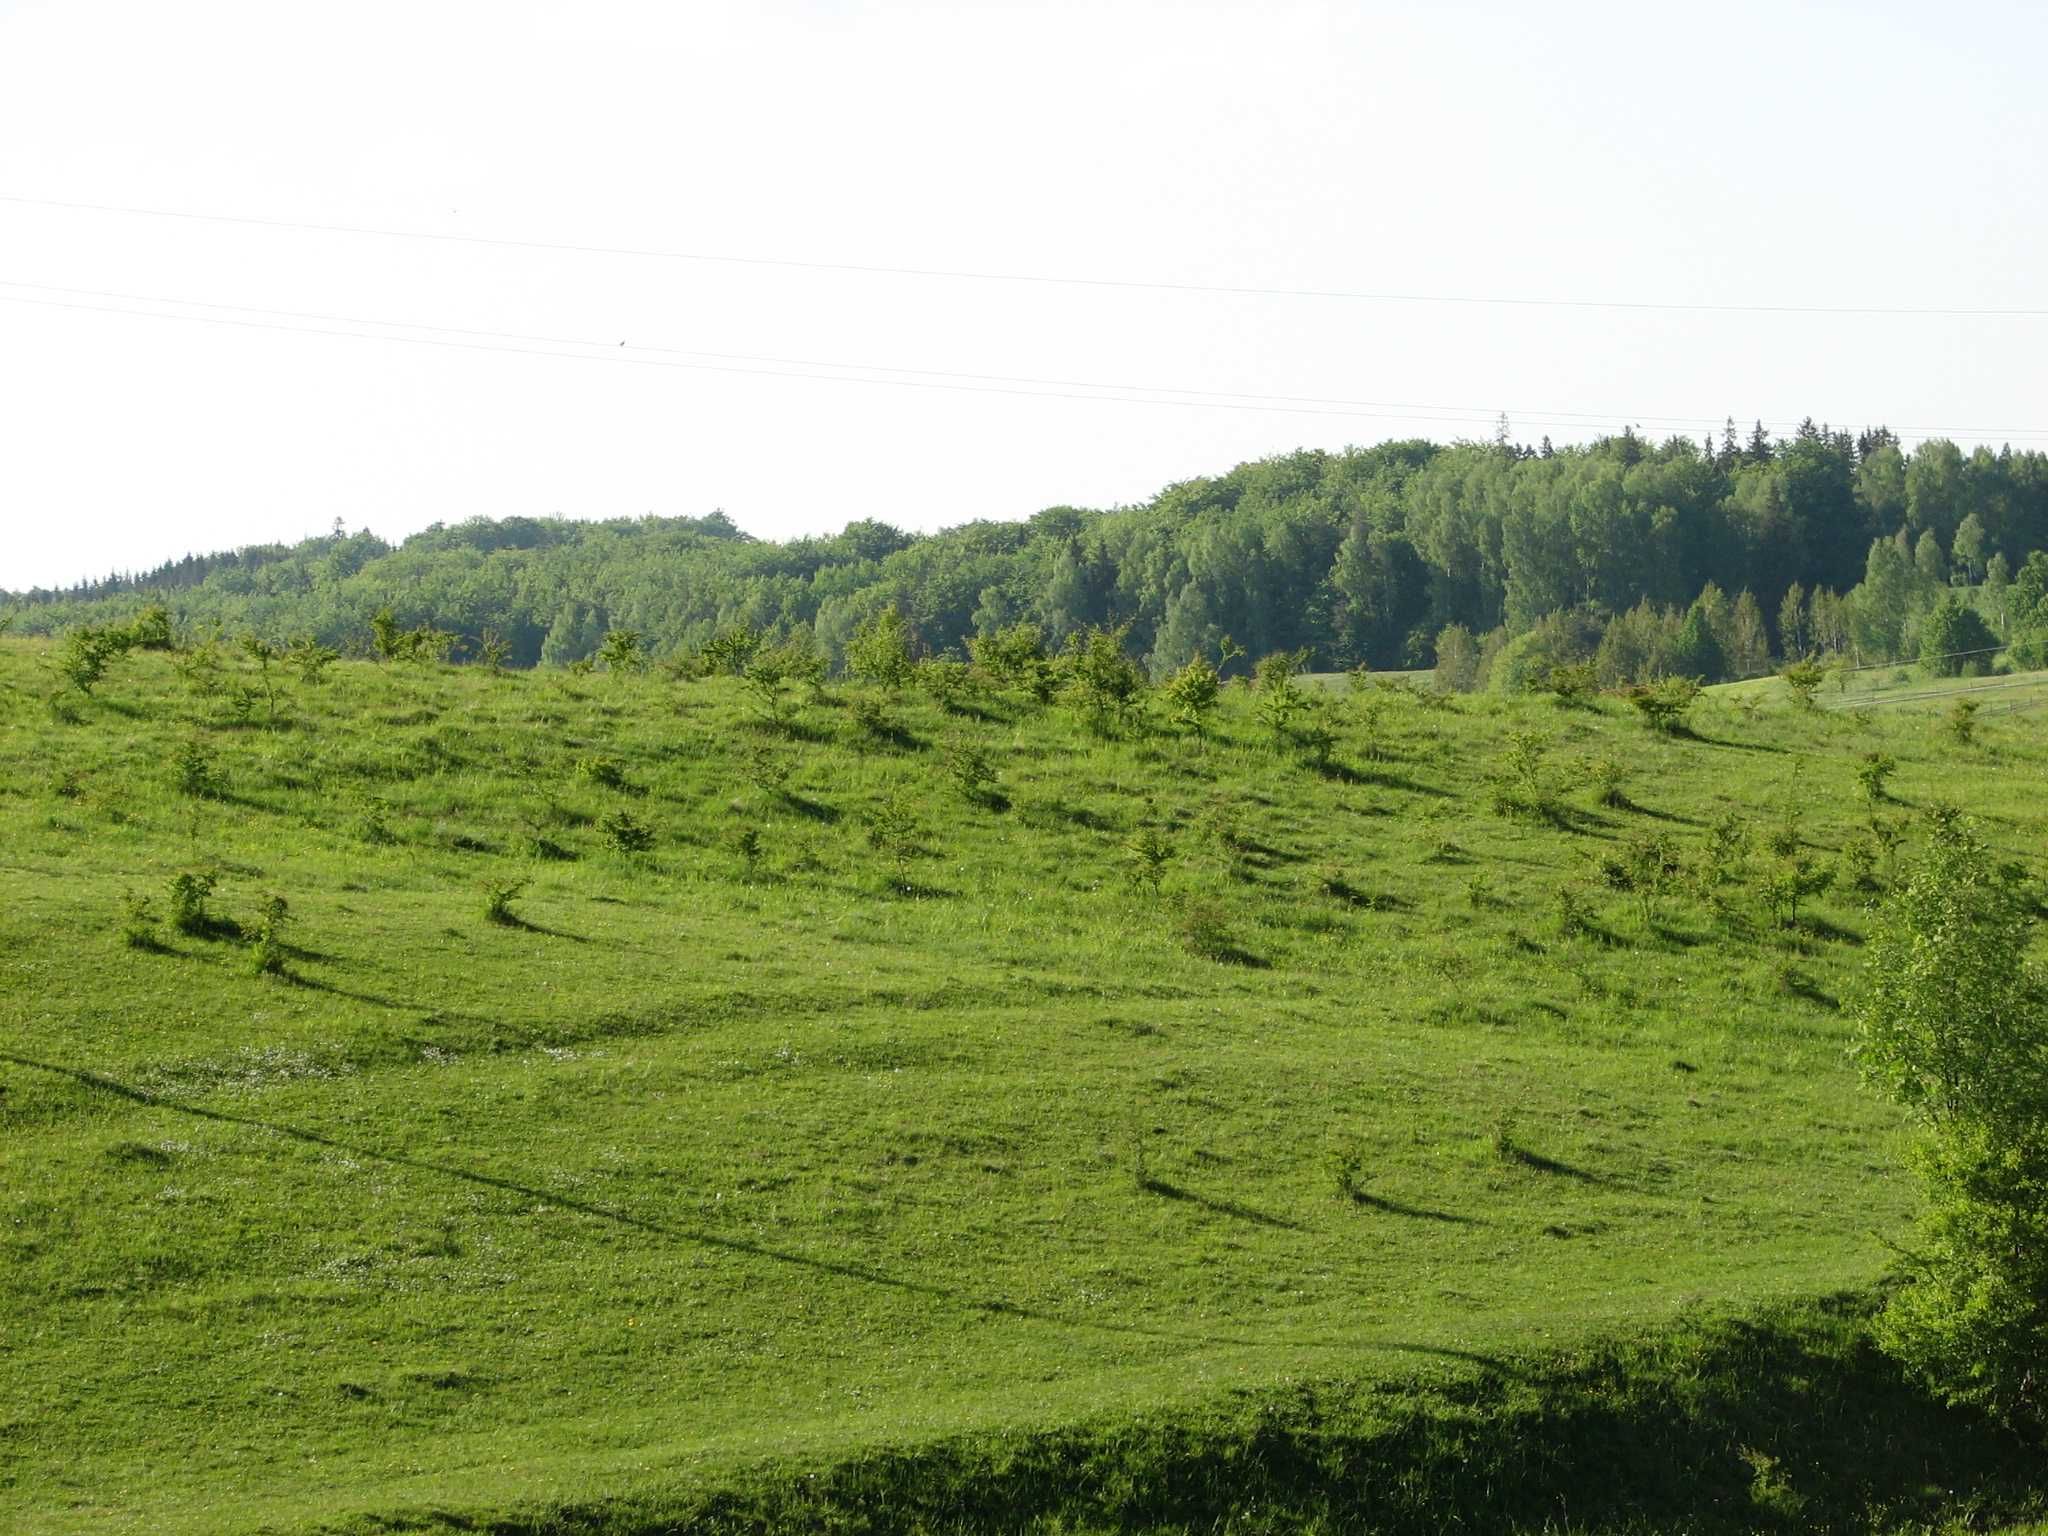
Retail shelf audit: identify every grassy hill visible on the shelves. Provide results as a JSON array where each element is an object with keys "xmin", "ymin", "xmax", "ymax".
[
  {"xmin": 1716, "ymin": 659, "xmax": 2048, "ymax": 718},
  {"xmin": 2, "ymin": 636, "xmax": 2044, "ymax": 1533}
]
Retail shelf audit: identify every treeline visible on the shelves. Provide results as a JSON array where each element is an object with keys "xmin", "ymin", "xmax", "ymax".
[{"xmin": 9, "ymin": 423, "xmax": 2048, "ymax": 682}]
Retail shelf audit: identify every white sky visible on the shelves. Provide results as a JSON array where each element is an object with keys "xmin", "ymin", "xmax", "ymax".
[{"xmin": 2, "ymin": 0, "xmax": 2043, "ymax": 591}]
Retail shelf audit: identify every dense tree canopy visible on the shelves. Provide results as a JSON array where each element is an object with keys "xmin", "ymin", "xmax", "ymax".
[{"xmin": 10, "ymin": 427, "xmax": 2048, "ymax": 682}]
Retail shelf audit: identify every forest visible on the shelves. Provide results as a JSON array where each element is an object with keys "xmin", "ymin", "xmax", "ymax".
[{"xmin": 10, "ymin": 422, "xmax": 2048, "ymax": 685}]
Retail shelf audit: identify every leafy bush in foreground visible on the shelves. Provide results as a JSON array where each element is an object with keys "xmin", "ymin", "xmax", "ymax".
[{"xmin": 1856, "ymin": 809, "xmax": 2048, "ymax": 1435}]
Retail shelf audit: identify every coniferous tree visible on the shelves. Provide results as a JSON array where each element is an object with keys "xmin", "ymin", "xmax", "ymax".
[{"xmin": 1668, "ymin": 600, "xmax": 1729, "ymax": 682}]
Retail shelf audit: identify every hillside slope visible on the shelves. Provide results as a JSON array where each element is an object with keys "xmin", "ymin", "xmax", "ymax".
[{"xmin": 1, "ymin": 638, "xmax": 2043, "ymax": 1531}]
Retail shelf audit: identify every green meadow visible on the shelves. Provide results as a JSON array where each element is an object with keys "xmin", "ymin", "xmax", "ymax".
[{"xmin": 2, "ymin": 634, "xmax": 2044, "ymax": 1533}]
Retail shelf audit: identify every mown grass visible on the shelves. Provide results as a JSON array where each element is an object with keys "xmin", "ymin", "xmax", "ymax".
[{"xmin": 2, "ymin": 637, "xmax": 2044, "ymax": 1533}]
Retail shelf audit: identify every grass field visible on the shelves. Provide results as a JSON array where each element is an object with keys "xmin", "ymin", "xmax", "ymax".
[
  {"xmin": 1715, "ymin": 659, "xmax": 2048, "ymax": 718},
  {"xmin": 2, "ymin": 637, "xmax": 2044, "ymax": 1533}
]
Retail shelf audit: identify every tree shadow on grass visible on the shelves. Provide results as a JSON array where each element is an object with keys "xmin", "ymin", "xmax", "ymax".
[
  {"xmin": 484, "ymin": 913, "xmax": 593, "ymax": 943},
  {"xmin": 1499, "ymin": 1145, "xmax": 1615, "ymax": 1186},
  {"xmin": 1779, "ymin": 971, "xmax": 1842, "ymax": 1011},
  {"xmin": 848, "ymin": 721, "xmax": 928, "ymax": 754},
  {"xmin": 1645, "ymin": 921, "xmax": 1709, "ymax": 949},
  {"xmin": 0, "ymin": 1050, "xmax": 1523, "ymax": 1374},
  {"xmin": 775, "ymin": 791, "xmax": 842, "ymax": 824},
  {"xmin": 1321, "ymin": 879, "xmax": 1412, "ymax": 913},
  {"xmin": 1624, "ymin": 802, "xmax": 1704, "ymax": 827},
  {"xmin": 1139, "ymin": 1178, "xmax": 1304, "ymax": 1231},
  {"xmin": 1794, "ymin": 914, "xmax": 1865, "ymax": 946},
  {"xmin": 1347, "ymin": 1191, "xmax": 1485, "ymax": 1226},
  {"xmin": 284, "ymin": 972, "xmax": 430, "ymax": 1012},
  {"xmin": 1674, "ymin": 727, "xmax": 1786, "ymax": 754}
]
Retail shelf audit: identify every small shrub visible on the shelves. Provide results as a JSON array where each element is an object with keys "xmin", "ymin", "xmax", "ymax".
[
  {"xmin": 477, "ymin": 629, "xmax": 512, "ymax": 671},
  {"xmin": 125, "ymin": 602, "xmax": 176, "ymax": 651},
  {"xmin": 1855, "ymin": 751, "xmax": 1897, "ymax": 806},
  {"xmin": 1838, "ymin": 836, "xmax": 1880, "ymax": 892},
  {"xmin": 119, "ymin": 892, "xmax": 159, "ymax": 950},
  {"xmin": 355, "ymin": 802, "xmax": 398, "ymax": 846},
  {"xmin": 1869, "ymin": 814, "xmax": 1907, "ymax": 871},
  {"xmin": 745, "ymin": 638, "xmax": 827, "ymax": 727},
  {"xmin": 1488, "ymin": 730, "xmax": 1560, "ymax": 822},
  {"xmin": 1062, "ymin": 625, "xmax": 1148, "ymax": 738},
  {"xmin": 1545, "ymin": 662, "xmax": 1599, "ymax": 707},
  {"xmin": 237, "ymin": 635, "xmax": 285, "ymax": 720},
  {"xmin": 1176, "ymin": 899, "xmax": 1240, "ymax": 962},
  {"xmin": 168, "ymin": 872, "xmax": 217, "ymax": 937},
  {"xmin": 1765, "ymin": 856, "xmax": 1835, "ymax": 927},
  {"xmin": 1161, "ymin": 657, "xmax": 1222, "ymax": 733},
  {"xmin": 846, "ymin": 610, "xmax": 915, "ymax": 692},
  {"xmin": 1765, "ymin": 807, "xmax": 1802, "ymax": 859},
  {"xmin": 1705, "ymin": 811, "xmax": 1750, "ymax": 872},
  {"xmin": 54, "ymin": 624, "xmax": 130, "ymax": 695},
  {"xmin": 482, "ymin": 878, "xmax": 529, "ymax": 926},
  {"xmin": 284, "ymin": 635, "xmax": 339, "ymax": 684},
  {"xmin": 1946, "ymin": 697, "xmax": 1979, "ymax": 745},
  {"xmin": 1489, "ymin": 1112, "xmax": 1521, "ymax": 1164},
  {"xmin": 370, "ymin": 606, "xmax": 404, "ymax": 661},
  {"xmin": 1554, "ymin": 885, "xmax": 1591, "ymax": 940},
  {"xmin": 728, "ymin": 823, "xmax": 764, "ymax": 872},
  {"xmin": 372, "ymin": 609, "xmax": 458, "ymax": 664},
  {"xmin": 1201, "ymin": 799, "xmax": 1249, "ymax": 858},
  {"xmin": 1592, "ymin": 847, "xmax": 1635, "ymax": 892},
  {"xmin": 174, "ymin": 638, "xmax": 225, "ymax": 700},
  {"xmin": 1327, "ymin": 1140, "xmax": 1366, "ymax": 1202},
  {"xmin": 248, "ymin": 895, "xmax": 291, "ymax": 976},
  {"xmin": 577, "ymin": 755, "xmax": 630, "ymax": 791},
  {"xmin": 1351, "ymin": 689, "xmax": 1392, "ymax": 761},
  {"xmin": 703, "ymin": 624, "xmax": 762, "ymax": 677},
  {"xmin": 1124, "ymin": 827, "xmax": 1174, "ymax": 890},
  {"xmin": 741, "ymin": 743, "xmax": 793, "ymax": 794},
  {"xmin": 942, "ymin": 740, "xmax": 1000, "ymax": 805},
  {"xmin": 1292, "ymin": 711, "xmax": 1338, "ymax": 772},
  {"xmin": 1780, "ymin": 660, "xmax": 1825, "ymax": 709},
  {"xmin": 1627, "ymin": 676, "xmax": 1701, "ymax": 733},
  {"xmin": 1622, "ymin": 833, "xmax": 1681, "ymax": 926},
  {"xmin": 1252, "ymin": 651, "xmax": 1307, "ymax": 745},
  {"xmin": 862, "ymin": 799, "xmax": 921, "ymax": 868},
  {"xmin": 968, "ymin": 624, "xmax": 1051, "ymax": 694},
  {"xmin": 918, "ymin": 658, "xmax": 974, "ymax": 714},
  {"xmin": 1126, "ymin": 1124, "xmax": 1153, "ymax": 1193},
  {"xmin": 597, "ymin": 629, "xmax": 646, "ymax": 675},
  {"xmin": 1587, "ymin": 756, "xmax": 1631, "ymax": 809},
  {"xmin": 599, "ymin": 810, "xmax": 655, "ymax": 853}
]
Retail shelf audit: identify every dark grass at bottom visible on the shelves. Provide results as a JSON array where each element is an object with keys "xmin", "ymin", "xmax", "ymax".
[{"xmin": 338, "ymin": 1296, "xmax": 2043, "ymax": 1536}]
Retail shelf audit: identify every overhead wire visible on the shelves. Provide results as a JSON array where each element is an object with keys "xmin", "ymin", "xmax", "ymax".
[
  {"xmin": 4, "ymin": 280, "xmax": 2048, "ymax": 444},
  {"xmin": 3, "ymin": 192, "xmax": 2046, "ymax": 319}
]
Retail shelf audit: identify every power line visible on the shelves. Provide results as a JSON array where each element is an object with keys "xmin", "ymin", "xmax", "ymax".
[
  {"xmin": 5, "ymin": 280, "xmax": 2048, "ymax": 445},
  {"xmin": 4, "ymin": 191, "xmax": 2045, "ymax": 320},
  {"xmin": 0, "ymin": 289, "xmax": 1568, "ymax": 428}
]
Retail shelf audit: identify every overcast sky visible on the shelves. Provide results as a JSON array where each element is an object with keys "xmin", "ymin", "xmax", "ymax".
[{"xmin": 2, "ymin": 0, "xmax": 2043, "ymax": 591}]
